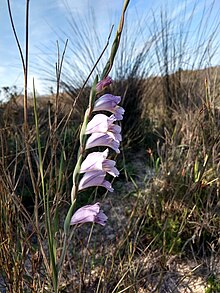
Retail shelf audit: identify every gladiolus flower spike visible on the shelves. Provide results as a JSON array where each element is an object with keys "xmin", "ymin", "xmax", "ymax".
[
  {"xmin": 74, "ymin": 84, "xmax": 124, "ymax": 227},
  {"xmin": 61, "ymin": 2, "xmax": 130, "ymax": 283}
]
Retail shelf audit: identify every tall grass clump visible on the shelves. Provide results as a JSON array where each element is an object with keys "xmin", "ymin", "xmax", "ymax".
[{"xmin": 147, "ymin": 1, "xmax": 220, "ymax": 125}]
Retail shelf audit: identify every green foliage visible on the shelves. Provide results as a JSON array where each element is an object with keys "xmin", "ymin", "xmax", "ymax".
[
  {"xmin": 141, "ymin": 211, "xmax": 183, "ymax": 254},
  {"xmin": 206, "ymin": 275, "xmax": 220, "ymax": 293}
]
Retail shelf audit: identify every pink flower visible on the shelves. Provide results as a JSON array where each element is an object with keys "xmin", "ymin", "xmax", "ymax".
[
  {"xmin": 96, "ymin": 76, "xmax": 112, "ymax": 92},
  {"xmin": 86, "ymin": 114, "xmax": 122, "ymax": 142},
  {"xmin": 70, "ymin": 202, "xmax": 108, "ymax": 226},
  {"xmin": 78, "ymin": 170, "xmax": 114, "ymax": 192},
  {"xmin": 80, "ymin": 149, "xmax": 119, "ymax": 177},
  {"xmin": 86, "ymin": 132, "xmax": 120, "ymax": 153},
  {"xmin": 93, "ymin": 94, "xmax": 125, "ymax": 120}
]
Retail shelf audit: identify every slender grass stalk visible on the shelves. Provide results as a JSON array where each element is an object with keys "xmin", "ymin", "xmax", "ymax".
[
  {"xmin": 7, "ymin": 0, "xmax": 37, "ymax": 197},
  {"xmin": 6, "ymin": 0, "xmax": 25, "ymax": 71},
  {"xmin": 79, "ymin": 223, "xmax": 94, "ymax": 292},
  {"xmin": 58, "ymin": 129, "xmax": 67, "ymax": 192},
  {"xmin": 24, "ymin": 0, "xmax": 29, "ymax": 131},
  {"xmin": 33, "ymin": 80, "xmax": 58, "ymax": 292}
]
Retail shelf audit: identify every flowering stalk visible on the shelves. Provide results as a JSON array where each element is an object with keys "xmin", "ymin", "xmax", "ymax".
[
  {"xmin": 57, "ymin": 0, "xmax": 129, "ymax": 289},
  {"xmin": 58, "ymin": 81, "xmax": 125, "ymax": 284}
]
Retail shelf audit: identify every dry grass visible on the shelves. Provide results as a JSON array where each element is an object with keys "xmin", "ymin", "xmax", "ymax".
[{"xmin": 1, "ymin": 66, "xmax": 220, "ymax": 292}]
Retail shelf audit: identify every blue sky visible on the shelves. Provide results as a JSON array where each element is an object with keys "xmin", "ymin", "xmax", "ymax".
[{"xmin": 0, "ymin": 0, "xmax": 219, "ymax": 99}]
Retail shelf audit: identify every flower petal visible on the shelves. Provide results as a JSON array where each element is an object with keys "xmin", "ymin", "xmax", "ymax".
[
  {"xmin": 114, "ymin": 106, "xmax": 125, "ymax": 120},
  {"xmin": 86, "ymin": 133, "xmax": 120, "ymax": 153},
  {"xmin": 80, "ymin": 149, "xmax": 109, "ymax": 173},
  {"xmin": 95, "ymin": 209, "xmax": 108, "ymax": 226},
  {"xmin": 93, "ymin": 94, "xmax": 125, "ymax": 120},
  {"xmin": 80, "ymin": 149, "xmax": 119, "ymax": 177},
  {"xmin": 86, "ymin": 114, "xmax": 109, "ymax": 134},
  {"xmin": 70, "ymin": 202, "xmax": 108, "ymax": 226},
  {"xmin": 102, "ymin": 159, "xmax": 119, "ymax": 177},
  {"xmin": 78, "ymin": 170, "xmax": 114, "ymax": 192},
  {"xmin": 94, "ymin": 94, "xmax": 121, "ymax": 109}
]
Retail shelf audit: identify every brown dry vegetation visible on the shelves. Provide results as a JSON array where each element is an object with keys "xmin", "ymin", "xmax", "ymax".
[{"xmin": 1, "ymin": 65, "xmax": 220, "ymax": 292}]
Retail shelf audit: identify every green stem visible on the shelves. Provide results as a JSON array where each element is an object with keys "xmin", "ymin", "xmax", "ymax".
[
  {"xmin": 101, "ymin": 0, "xmax": 130, "ymax": 79},
  {"xmin": 58, "ymin": 200, "xmax": 75, "ymax": 278}
]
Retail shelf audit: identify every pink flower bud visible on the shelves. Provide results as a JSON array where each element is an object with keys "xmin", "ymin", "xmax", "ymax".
[{"xmin": 96, "ymin": 76, "xmax": 113, "ymax": 92}]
